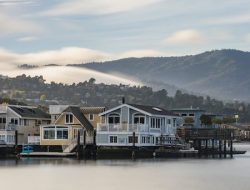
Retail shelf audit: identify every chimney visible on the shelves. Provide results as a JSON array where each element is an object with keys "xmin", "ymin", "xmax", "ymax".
[{"xmin": 122, "ymin": 97, "xmax": 125, "ymax": 104}]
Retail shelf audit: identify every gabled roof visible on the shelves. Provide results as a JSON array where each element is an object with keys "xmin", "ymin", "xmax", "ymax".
[
  {"xmin": 128, "ymin": 104, "xmax": 178, "ymax": 116},
  {"xmin": 62, "ymin": 106, "xmax": 93, "ymax": 131},
  {"xmin": 9, "ymin": 105, "xmax": 50, "ymax": 119},
  {"xmin": 100, "ymin": 104, "xmax": 178, "ymax": 117},
  {"xmin": 81, "ymin": 107, "xmax": 105, "ymax": 114}
]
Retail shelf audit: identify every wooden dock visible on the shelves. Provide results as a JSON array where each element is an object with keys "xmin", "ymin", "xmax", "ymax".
[{"xmin": 20, "ymin": 152, "xmax": 76, "ymax": 157}]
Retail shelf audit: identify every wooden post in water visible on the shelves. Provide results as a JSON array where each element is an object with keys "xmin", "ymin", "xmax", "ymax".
[
  {"xmin": 205, "ymin": 139, "xmax": 208, "ymax": 157},
  {"xmin": 212, "ymin": 139, "xmax": 215, "ymax": 158},
  {"xmin": 219, "ymin": 140, "xmax": 222, "ymax": 158},
  {"xmin": 224, "ymin": 140, "xmax": 227, "ymax": 158},
  {"xmin": 131, "ymin": 131, "xmax": 136, "ymax": 160},
  {"xmin": 93, "ymin": 129, "xmax": 96, "ymax": 146},
  {"xmin": 132, "ymin": 132, "xmax": 136, "ymax": 147},
  {"xmin": 77, "ymin": 130, "xmax": 80, "ymax": 159},
  {"xmin": 83, "ymin": 130, "xmax": 86, "ymax": 147},
  {"xmin": 230, "ymin": 140, "xmax": 233, "ymax": 158},
  {"xmin": 198, "ymin": 139, "xmax": 202, "ymax": 158},
  {"xmin": 15, "ymin": 130, "xmax": 18, "ymax": 156}
]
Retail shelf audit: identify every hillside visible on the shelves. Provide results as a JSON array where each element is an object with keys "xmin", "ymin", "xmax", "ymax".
[
  {"xmin": 70, "ymin": 49, "xmax": 250, "ymax": 102},
  {"xmin": 0, "ymin": 75, "xmax": 249, "ymax": 122}
]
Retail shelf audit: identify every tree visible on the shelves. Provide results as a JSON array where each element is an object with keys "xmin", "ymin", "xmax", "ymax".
[
  {"xmin": 40, "ymin": 94, "xmax": 46, "ymax": 101},
  {"xmin": 212, "ymin": 118, "xmax": 222, "ymax": 125},
  {"xmin": 184, "ymin": 117, "xmax": 194, "ymax": 124},
  {"xmin": 88, "ymin": 78, "xmax": 96, "ymax": 84},
  {"xmin": 200, "ymin": 115, "xmax": 212, "ymax": 126}
]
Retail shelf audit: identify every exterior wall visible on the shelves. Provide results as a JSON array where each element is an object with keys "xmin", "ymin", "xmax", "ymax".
[
  {"xmin": 97, "ymin": 105, "xmax": 178, "ymax": 147},
  {"xmin": 84, "ymin": 113, "xmax": 102, "ymax": 129}
]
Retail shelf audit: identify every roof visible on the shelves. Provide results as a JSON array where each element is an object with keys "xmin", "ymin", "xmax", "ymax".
[
  {"xmin": 128, "ymin": 104, "xmax": 178, "ymax": 116},
  {"xmin": 171, "ymin": 108, "xmax": 205, "ymax": 112},
  {"xmin": 62, "ymin": 106, "xmax": 93, "ymax": 131},
  {"xmin": 81, "ymin": 107, "xmax": 105, "ymax": 114},
  {"xmin": 9, "ymin": 105, "xmax": 50, "ymax": 119}
]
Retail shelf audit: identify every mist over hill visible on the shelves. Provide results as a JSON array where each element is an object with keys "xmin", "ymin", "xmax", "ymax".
[{"xmin": 70, "ymin": 49, "xmax": 250, "ymax": 102}]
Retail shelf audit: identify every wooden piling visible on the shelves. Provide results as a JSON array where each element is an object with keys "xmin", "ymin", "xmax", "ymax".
[
  {"xmin": 198, "ymin": 139, "xmax": 201, "ymax": 158},
  {"xmin": 224, "ymin": 140, "xmax": 227, "ymax": 158},
  {"xmin": 132, "ymin": 132, "xmax": 136, "ymax": 147},
  {"xmin": 219, "ymin": 140, "xmax": 222, "ymax": 158},
  {"xmin": 77, "ymin": 130, "xmax": 80, "ymax": 159},
  {"xmin": 230, "ymin": 140, "xmax": 233, "ymax": 158},
  {"xmin": 212, "ymin": 139, "xmax": 215, "ymax": 158}
]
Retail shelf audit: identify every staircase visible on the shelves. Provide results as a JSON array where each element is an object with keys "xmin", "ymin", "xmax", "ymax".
[{"xmin": 63, "ymin": 139, "xmax": 77, "ymax": 153}]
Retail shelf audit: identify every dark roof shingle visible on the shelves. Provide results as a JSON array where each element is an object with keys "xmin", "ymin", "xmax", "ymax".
[
  {"xmin": 9, "ymin": 106, "xmax": 50, "ymax": 119},
  {"xmin": 63, "ymin": 106, "xmax": 93, "ymax": 131}
]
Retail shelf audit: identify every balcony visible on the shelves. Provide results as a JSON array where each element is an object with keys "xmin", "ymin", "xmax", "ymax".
[{"xmin": 97, "ymin": 123, "xmax": 150, "ymax": 133}]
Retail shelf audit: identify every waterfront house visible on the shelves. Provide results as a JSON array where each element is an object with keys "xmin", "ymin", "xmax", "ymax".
[
  {"xmin": 0, "ymin": 104, "xmax": 51, "ymax": 145},
  {"xmin": 96, "ymin": 104, "xmax": 179, "ymax": 147},
  {"xmin": 171, "ymin": 108, "xmax": 205, "ymax": 128},
  {"xmin": 40, "ymin": 106, "xmax": 94, "ymax": 152},
  {"xmin": 81, "ymin": 107, "xmax": 105, "ymax": 129}
]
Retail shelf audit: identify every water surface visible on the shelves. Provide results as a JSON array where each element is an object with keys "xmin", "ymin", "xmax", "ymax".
[{"xmin": 0, "ymin": 143, "xmax": 249, "ymax": 190}]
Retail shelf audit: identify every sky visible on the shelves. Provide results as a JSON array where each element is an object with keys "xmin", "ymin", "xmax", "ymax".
[{"xmin": 0, "ymin": 0, "xmax": 250, "ymax": 68}]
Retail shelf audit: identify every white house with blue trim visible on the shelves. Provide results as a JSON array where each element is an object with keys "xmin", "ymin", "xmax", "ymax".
[{"xmin": 96, "ymin": 104, "xmax": 179, "ymax": 147}]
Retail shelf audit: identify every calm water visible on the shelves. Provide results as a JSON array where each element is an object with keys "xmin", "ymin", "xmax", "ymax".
[{"xmin": 1, "ymin": 143, "xmax": 250, "ymax": 190}]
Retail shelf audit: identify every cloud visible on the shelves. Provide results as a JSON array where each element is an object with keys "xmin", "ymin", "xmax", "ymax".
[
  {"xmin": 17, "ymin": 36, "xmax": 38, "ymax": 42},
  {"xmin": 0, "ymin": 0, "xmax": 34, "ymax": 5},
  {"xmin": 164, "ymin": 29, "xmax": 205, "ymax": 45},
  {"xmin": 0, "ymin": 46, "xmax": 177, "ymax": 71},
  {"xmin": 0, "ymin": 12, "xmax": 42, "ymax": 34},
  {"xmin": 42, "ymin": 0, "xmax": 162, "ymax": 16},
  {"xmin": 0, "ymin": 47, "xmax": 111, "ymax": 70}
]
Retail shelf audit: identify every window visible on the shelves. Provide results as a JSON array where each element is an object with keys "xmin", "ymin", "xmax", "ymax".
[
  {"xmin": 150, "ymin": 118, "xmax": 163, "ymax": 129},
  {"xmin": 108, "ymin": 114, "xmax": 120, "ymax": 124},
  {"xmin": 134, "ymin": 114, "xmax": 145, "ymax": 124},
  {"xmin": 89, "ymin": 114, "xmax": 94, "ymax": 121},
  {"xmin": 110, "ymin": 136, "xmax": 117, "ymax": 143},
  {"xmin": 128, "ymin": 136, "xmax": 138, "ymax": 143},
  {"xmin": 44, "ymin": 130, "xmax": 55, "ymax": 139},
  {"xmin": 10, "ymin": 118, "xmax": 18, "ymax": 125},
  {"xmin": 65, "ymin": 114, "xmax": 73, "ymax": 124},
  {"xmin": 167, "ymin": 119, "xmax": 171, "ymax": 124},
  {"xmin": 173, "ymin": 118, "xmax": 176, "ymax": 127},
  {"xmin": 0, "ymin": 118, "xmax": 2, "ymax": 123},
  {"xmin": 56, "ymin": 127, "xmax": 68, "ymax": 139},
  {"xmin": 189, "ymin": 113, "xmax": 194, "ymax": 116},
  {"xmin": 141, "ymin": 136, "xmax": 150, "ymax": 144},
  {"xmin": 181, "ymin": 113, "xmax": 187, "ymax": 116}
]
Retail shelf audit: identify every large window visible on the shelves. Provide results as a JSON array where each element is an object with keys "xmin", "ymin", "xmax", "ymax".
[
  {"xmin": 150, "ymin": 118, "xmax": 164, "ymax": 129},
  {"xmin": 43, "ymin": 126, "xmax": 69, "ymax": 140},
  {"xmin": 44, "ymin": 128, "xmax": 55, "ymax": 139},
  {"xmin": 109, "ymin": 136, "xmax": 117, "ymax": 143},
  {"xmin": 65, "ymin": 114, "xmax": 73, "ymax": 124},
  {"xmin": 56, "ymin": 127, "xmax": 68, "ymax": 139},
  {"xmin": 134, "ymin": 114, "xmax": 145, "ymax": 124},
  {"xmin": 108, "ymin": 114, "xmax": 120, "ymax": 124}
]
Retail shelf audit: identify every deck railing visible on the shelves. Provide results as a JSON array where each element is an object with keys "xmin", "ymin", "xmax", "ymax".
[
  {"xmin": 28, "ymin": 136, "xmax": 40, "ymax": 145},
  {"xmin": 97, "ymin": 124, "xmax": 150, "ymax": 132}
]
